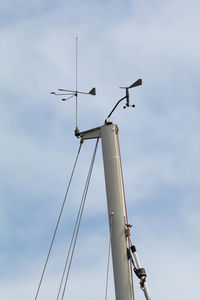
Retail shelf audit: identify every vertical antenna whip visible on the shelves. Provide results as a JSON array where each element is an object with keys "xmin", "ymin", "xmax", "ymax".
[
  {"xmin": 50, "ymin": 37, "xmax": 96, "ymax": 137},
  {"xmin": 75, "ymin": 37, "xmax": 78, "ymax": 132}
]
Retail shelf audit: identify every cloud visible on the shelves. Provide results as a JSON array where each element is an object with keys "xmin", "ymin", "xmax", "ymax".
[{"xmin": 0, "ymin": 0, "xmax": 199, "ymax": 299}]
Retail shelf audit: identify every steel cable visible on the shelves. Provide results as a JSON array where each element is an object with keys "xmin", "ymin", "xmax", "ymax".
[
  {"xmin": 105, "ymin": 212, "xmax": 114, "ymax": 300},
  {"xmin": 57, "ymin": 138, "xmax": 99, "ymax": 300},
  {"xmin": 34, "ymin": 141, "xmax": 83, "ymax": 300}
]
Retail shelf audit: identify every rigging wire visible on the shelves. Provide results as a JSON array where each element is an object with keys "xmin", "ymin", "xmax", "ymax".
[
  {"xmin": 57, "ymin": 138, "xmax": 99, "ymax": 300},
  {"xmin": 34, "ymin": 141, "xmax": 83, "ymax": 300},
  {"xmin": 105, "ymin": 212, "xmax": 114, "ymax": 300}
]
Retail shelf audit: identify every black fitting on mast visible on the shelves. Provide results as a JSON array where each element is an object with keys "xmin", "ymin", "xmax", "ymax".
[
  {"xmin": 129, "ymin": 243, "xmax": 149, "ymax": 291},
  {"xmin": 134, "ymin": 268, "xmax": 147, "ymax": 280},
  {"xmin": 131, "ymin": 245, "xmax": 136, "ymax": 253},
  {"xmin": 75, "ymin": 127, "xmax": 80, "ymax": 137}
]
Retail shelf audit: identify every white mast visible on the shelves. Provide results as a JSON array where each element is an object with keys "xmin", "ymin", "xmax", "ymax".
[
  {"xmin": 80, "ymin": 122, "xmax": 134, "ymax": 300},
  {"xmin": 51, "ymin": 70, "xmax": 151, "ymax": 299},
  {"xmin": 49, "ymin": 39, "xmax": 150, "ymax": 298},
  {"xmin": 101, "ymin": 123, "xmax": 134, "ymax": 300},
  {"xmin": 78, "ymin": 78, "xmax": 152, "ymax": 300}
]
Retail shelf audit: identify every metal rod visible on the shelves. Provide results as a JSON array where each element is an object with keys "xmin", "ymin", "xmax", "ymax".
[
  {"xmin": 75, "ymin": 36, "xmax": 78, "ymax": 130},
  {"xmin": 131, "ymin": 246, "xmax": 152, "ymax": 300},
  {"xmin": 107, "ymin": 96, "xmax": 126, "ymax": 119},
  {"xmin": 59, "ymin": 89, "xmax": 93, "ymax": 95}
]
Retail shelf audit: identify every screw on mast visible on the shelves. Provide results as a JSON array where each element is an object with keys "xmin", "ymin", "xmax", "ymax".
[{"xmin": 50, "ymin": 37, "xmax": 96, "ymax": 137}]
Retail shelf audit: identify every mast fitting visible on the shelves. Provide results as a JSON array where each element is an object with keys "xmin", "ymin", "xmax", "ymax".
[
  {"xmin": 129, "ymin": 242, "xmax": 152, "ymax": 300},
  {"xmin": 106, "ymin": 78, "xmax": 142, "ymax": 121}
]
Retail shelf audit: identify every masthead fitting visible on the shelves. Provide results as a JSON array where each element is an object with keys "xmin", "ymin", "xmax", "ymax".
[
  {"xmin": 51, "ymin": 86, "xmax": 96, "ymax": 137},
  {"xmin": 51, "ymin": 38, "xmax": 97, "ymax": 138}
]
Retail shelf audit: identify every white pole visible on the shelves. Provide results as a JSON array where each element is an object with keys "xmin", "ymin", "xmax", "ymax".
[{"xmin": 101, "ymin": 123, "xmax": 134, "ymax": 300}]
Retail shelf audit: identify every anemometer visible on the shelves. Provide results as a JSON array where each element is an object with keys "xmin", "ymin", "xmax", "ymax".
[
  {"xmin": 43, "ymin": 38, "xmax": 153, "ymax": 300},
  {"xmin": 51, "ymin": 37, "xmax": 142, "ymax": 136}
]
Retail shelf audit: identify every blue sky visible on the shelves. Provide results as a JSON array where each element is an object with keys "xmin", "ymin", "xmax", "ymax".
[{"xmin": 0, "ymin": 0, "xmax": 200, "ymax": 299}]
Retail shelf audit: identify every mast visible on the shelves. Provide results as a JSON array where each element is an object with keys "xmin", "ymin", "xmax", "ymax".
[
  {"xmin": 80, "ymin": 122, "xmax": 134, "ymax": 300},
  {"xmin": 50, "ymin": 66, "xmax": 151, "ymax": 298},
  {"xmin": 48, "ymin": 36, "xmax": 151, "ymax": 298},
  {"xmin": 101, "ymin": 123, "xmax": 134, "ymax": 300}
]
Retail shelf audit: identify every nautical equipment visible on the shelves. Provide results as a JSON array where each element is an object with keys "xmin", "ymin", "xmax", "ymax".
[
  {"xmin": 106, "ymin": 78, "xmax": 142, "ymax": 122},
  {"xmin": 50, "ymin": 37, "xmax": 96, "ymax": 137},
  {"xmin": 35, "ymin": 38, "xmax": 152, "ymax": 300}
]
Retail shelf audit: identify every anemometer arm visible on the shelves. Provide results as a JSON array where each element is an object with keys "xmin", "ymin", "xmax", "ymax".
[{"xmin": 107, "ymin": 95, "xmax": 127, "ymax": 119}]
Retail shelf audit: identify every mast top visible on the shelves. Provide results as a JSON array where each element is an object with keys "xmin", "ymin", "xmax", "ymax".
[
  {"xmin": 50, "ymin": 37, "xmax": 96, "ymax": 136},
  {"xmin": 50, "ymin": 39, "xmax": 142, "ymax": 137}
]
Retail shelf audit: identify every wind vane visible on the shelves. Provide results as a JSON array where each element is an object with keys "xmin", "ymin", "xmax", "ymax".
[
  {"xmin": 51, "ymin": 38, "xmax": 142, "ymax": 136},
  {"xmin": 51, "ymin": 37, "xmax": 96, "ymax": 136},
  {"xmin": 106, "ymin": 78, "xmax": 142, "ymax": 122}
]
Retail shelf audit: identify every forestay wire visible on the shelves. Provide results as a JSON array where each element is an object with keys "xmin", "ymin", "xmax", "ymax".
[
  {"xmin": 57, "ymin": 138, "xmax": 99, "ymax": 300},
  {"xmin": 105, "ymin": 212, "xmax": 114, "ymax": 300},
  {"xmin": 34, "ymin": 141, "xmax": 83, "ymax": 300}
]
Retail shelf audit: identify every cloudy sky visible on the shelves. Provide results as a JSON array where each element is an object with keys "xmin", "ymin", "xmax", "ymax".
[{"xmin": 1, "ymin": 0, "xmax": 200, "ymax": 299}]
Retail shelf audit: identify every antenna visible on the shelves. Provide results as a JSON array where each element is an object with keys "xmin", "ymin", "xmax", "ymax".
[
  {"xmin": 51, "ymin": 37, "xmax": 96, "ymax": 137},
  {"xmin": 75, "ymin": 36, "xmax": 78, "ymax": 134},
  {"xmin": 106, "ymin": 79, "xmax": 142, "ymax": 121}
]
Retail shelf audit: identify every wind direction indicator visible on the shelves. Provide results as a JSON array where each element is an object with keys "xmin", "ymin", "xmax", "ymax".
[
  {"xmin": 50, "ymin": 87, "xmax": 96, "ymax": 101},
  {"xmin": 45, "ymin": 37, "xmax": 153, "ymax": 300},
  {"xmin": 50, "ymin": 37, "xmax": 96, "ymax": 136},
  {"xmin": 120, "ymin": 78, "xmax": 142, "ymax": 108},
  {"xmin": 106, "ymin": 78, "xmax": 142, "ymax": 122}
]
